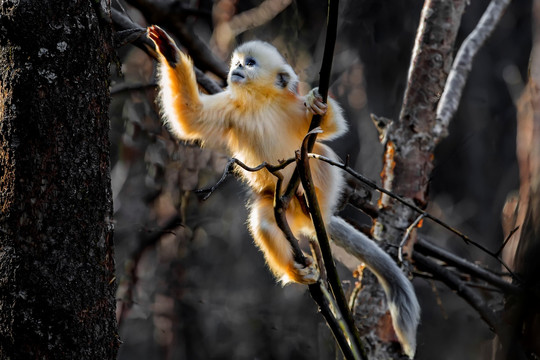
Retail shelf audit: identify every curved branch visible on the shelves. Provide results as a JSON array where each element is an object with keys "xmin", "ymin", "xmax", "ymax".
[
  {"xmin": 194, "ymin": 157, "xmax": 295, "ymax": 199},
  {"xmin": 434, "ymin": 0, "xmax": 512, "ymax": 140}
]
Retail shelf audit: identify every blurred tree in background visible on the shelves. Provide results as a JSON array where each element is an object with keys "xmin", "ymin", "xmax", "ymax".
[{"xmin": 108, "ymin": 0, "xmax": 536, "ymax": 359}]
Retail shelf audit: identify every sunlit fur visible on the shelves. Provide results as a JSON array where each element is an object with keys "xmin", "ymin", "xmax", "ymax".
[
  {"xmin": 154, "ymin": 35, "xmax": 346, "ymax": 283},
  {"xmin": 149, "ymin": 26, "xmax": 419, "ymax": 358}
]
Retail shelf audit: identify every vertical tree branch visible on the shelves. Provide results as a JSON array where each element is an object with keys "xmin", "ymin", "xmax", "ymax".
[
  {"xmin": 297, "ymin": 132, "xmax": 366, "ymax": 359},
  {"xmin": 369, "ymin": 0, "xmax": 514, "ymax": 356},
  {"xmin": 367, "ymin": 0, "xmax": 466, "ymax": 357}
]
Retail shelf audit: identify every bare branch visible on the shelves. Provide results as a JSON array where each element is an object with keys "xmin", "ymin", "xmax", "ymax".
[
  {"xmin": 195, "ymin": 157, "xmax": 295, "ymax": 200},
  {"xmin": 123, "ymin": 0, "xmax": 229, "ymax": 80},
  {"xmin": 399, "ymin": 214, "xmax": 425, "ymax": 263},
  {"xmin": 413, "ymin": 252, "xmax": 504, "ymax": 335},
  {"xmin": 111, "ymin": 8, "xmax": 223, "ymax": 95},
  {"xmin": 213, "ymin": 0, "xmax": 293, "ymax": 54},
  {"xmin": 297, "ymin": 132, "xmax": 367, "ymax": 360},
  {"xmin": 308, "ymin": 283, "xmax": 360, "ymax": 360},
  {"xmin": 434, "ymin": 0, "xmax": 512, "ymax": 140},
  {"xmin": 415, "ymin": 238, "xmax": 522, "ymax": 295},
  {"xmin": 309, "ymin": 153, "xmax": 520, "ymax": 280}
]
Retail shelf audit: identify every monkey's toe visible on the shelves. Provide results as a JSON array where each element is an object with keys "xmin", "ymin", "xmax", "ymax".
[{"xmin": 290, "ymin": 259, "xmax": 319, "ymax": 285}]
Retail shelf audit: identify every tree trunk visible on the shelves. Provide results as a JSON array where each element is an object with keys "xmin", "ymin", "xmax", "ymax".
[
  {"xmin": 500, "ymin": 1, "xmax": 540, "ymax": 358},
  {"xmin": 358, "ymin": 1, "xmax": 465, "ymax": 357},
  {"xmin": 0, "ymin": 1, "xmax": 118, "ymax": 358}
]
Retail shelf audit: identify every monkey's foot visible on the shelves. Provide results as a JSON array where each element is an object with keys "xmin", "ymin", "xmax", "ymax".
[
  {"xmin": 147, "ymin": 25, "xmax": 180, "ymax": 66},
  {"xmin": 304, "ymin": 87, "xmax": 328, "ymax": 115},
  {"xmin": 287, "ymin": 256, "xmax": 319, "ymax": 285}
]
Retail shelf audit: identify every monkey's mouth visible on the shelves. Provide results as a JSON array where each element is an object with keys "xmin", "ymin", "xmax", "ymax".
[{"xmin": 230, "ymin": 70, "xmax": 245, "ymax": 83}]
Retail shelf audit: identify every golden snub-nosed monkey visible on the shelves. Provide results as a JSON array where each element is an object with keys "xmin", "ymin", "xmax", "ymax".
[{"xmin": 147, "ymin": 25, "xmax": 420, "ymax": 358}]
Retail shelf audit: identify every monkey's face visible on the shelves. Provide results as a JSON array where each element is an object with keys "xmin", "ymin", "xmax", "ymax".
[
  {"xmin": 228, "ymin": 41, "xmax": 298, "ymax": 93},
  {"xmin": 228, "ymin": 54, "xmax": 259, "ymax": 85}
]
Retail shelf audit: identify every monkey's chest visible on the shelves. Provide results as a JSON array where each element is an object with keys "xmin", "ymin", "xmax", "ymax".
[
  {"xmin": 226, "ymin": 113, "xmax": 303, "ymax": 165},
  {"xmin": 228, "ymin": 133, "xmax": 300, "ymax": 193},
  {"xmin": 224, "ymin": 104, "xmax": 307, "ymax": 192}
]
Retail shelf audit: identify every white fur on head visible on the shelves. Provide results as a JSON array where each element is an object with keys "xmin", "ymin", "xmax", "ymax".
[{"xmin": 228, "ymin": 41, "xmax": 299, "ymax": 93}]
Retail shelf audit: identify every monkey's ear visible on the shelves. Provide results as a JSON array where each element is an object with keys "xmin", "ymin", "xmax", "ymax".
[{"xmin": 275, "ymin": 72, "xmax": 291, "ymax": 89}]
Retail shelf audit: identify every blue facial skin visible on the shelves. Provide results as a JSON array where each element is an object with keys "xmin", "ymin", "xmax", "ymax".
[{"xmin": 230, "ymin": 57, "xmax": 257, "ymax": 84}]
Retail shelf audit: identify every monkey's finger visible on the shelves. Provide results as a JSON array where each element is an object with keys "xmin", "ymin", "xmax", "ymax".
[
  {"xmin": 314, "ymin": 99, "xmax": 328, "ymax": 111},
  {"xmin": 309, "ymin": 102, "xmax": 327, "ymax": 115},
  {"xmin": 147, "ymin": 25, "xmax": 179, "ymax": 65}
]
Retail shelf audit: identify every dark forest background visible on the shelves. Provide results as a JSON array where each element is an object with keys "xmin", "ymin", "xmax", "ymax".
[{"xmin": 110, "ymin": 1, "xmax": 532, "ymax": 359}]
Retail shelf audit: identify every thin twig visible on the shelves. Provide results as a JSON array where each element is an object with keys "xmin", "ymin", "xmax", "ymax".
[
  {"xmin": 310, "ymin": 238, "xmax": 327, "ymax": 282},
  {"xmin": 413, "ymin": 252, "xmax": 503, "ymax": 335},
  {"xmin": 310, "ymin": 152, "xmax": 519, "ymax": 280},
  {"xmin": 272, "ymin": 168, "xmax": 308, "ymax": 265},
  {"xmin": 278, "ymin": 0, "xmax": 341, "ymax": 204},
  {"xmin": 195, "ymin": 157, "xmax": 295, "ymax": 200},
  {"xmin": 196, "ymin": 151, "xmax": 522, "ymax": 289},
  {"xmin": 415, "ymin": 238, "xmax": 522, "ymax": 294},
  {"xmin": 434, "ymin": 0, "xmax": 512, "ymax": 140},
  {"xmin": 194, "ymin": 156, "xmax": 309, "ymax": 264},
  {"xmin": 496, "ymin": 226, "xmax": 519, "ymax": 257},
  {"xmin": 348, "ymin": 267, "xmax": 364, "ymax": 311},
  {"xmin": 399, "ymin": 214, "xmax": 425, "ymax": 263},
  {"xmin": 463, "ymin": 282, "xmax": 504, "ymax": 293}
]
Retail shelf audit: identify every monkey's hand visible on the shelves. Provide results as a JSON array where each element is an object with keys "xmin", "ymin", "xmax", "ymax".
[
  {"xmin": 304, "ymin": 87, "xmax": 328, "ymax": 115},
  {"xmin": 288, "ymin": 255, "xmax": 319, "ymax": 285},
  {"xmin": 147, "ymin": 25, "xmax": 180, "ymax": 66}
]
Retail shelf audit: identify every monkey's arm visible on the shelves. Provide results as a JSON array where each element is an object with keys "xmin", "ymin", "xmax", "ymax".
[
  {"xmin": 304, "ymin": 88, "xmax": 348, "ymax": 141},
  {"xmin": 148, "ymin": 26, "xmax": 227, "ymax": 145}
]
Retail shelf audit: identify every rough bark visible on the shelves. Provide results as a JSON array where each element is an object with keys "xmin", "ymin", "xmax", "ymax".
[
  {"xmin": 0, "ymin": 1, "xmax": 118, "ymax": 358},
  {"xmin": 360, "ymin": 1, "xmax": 466, "ymax": 357},
  {"xmin": 374, "ymin": 0, "xmax": 466, "ymax": 240}
]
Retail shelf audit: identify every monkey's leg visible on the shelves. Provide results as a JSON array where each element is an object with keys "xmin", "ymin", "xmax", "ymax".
[{"xmin": 248, "ymin": 196, "xmax": 319, "ymax": 285}]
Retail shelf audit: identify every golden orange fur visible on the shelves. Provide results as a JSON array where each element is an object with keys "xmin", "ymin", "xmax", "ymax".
[
  {"xmin": 148, "ymin": 26, "xmax": 419, "ymax": 357},
  {"xmin": 148, "ymin": 26, "xmax": 346, "ymax": 284}
]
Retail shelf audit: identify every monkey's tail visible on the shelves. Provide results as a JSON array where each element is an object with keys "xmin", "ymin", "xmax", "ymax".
[{"xmin": 328, "ymin": 216, "xmax": 420, "ymax": 358}]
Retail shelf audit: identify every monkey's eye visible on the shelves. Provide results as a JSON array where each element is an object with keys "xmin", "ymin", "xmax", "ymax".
[{"xmin": 245, "ymin": 57, "xmax": 256, "ymax": 67}]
